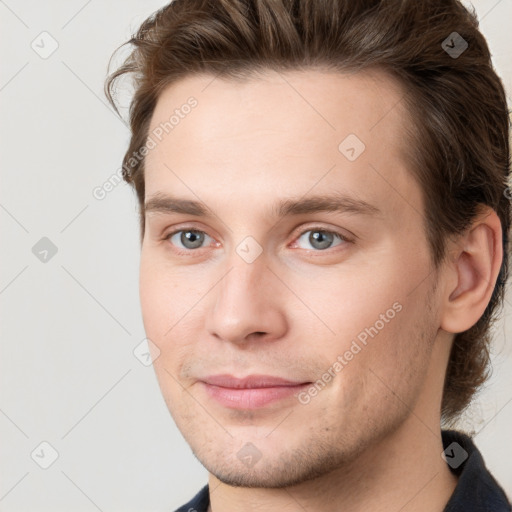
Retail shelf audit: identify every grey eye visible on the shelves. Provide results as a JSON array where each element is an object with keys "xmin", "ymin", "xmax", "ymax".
[
  {"xmin": 296, "ymin": 230, "xmax": 343, "ymax": 250},
  {"xmin": 170, "ymin": 230, "xmax": 211, "ymax": 250}
]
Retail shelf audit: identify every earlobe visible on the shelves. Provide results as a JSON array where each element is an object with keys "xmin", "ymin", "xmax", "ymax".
[{"xmin": 440, "ymin": 207, "xmax": 502, "ymax": 334}]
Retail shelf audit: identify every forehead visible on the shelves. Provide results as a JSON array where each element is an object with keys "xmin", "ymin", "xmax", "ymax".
[
  {"xmin": 144, "ymin": 68, "xmax": 420, "ymax": 221},
  {"xmin": 148, "ymin": 67, "xmax": 410, "ymax": 147}
]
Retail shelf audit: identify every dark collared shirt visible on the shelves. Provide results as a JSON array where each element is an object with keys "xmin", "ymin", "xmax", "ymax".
[{"xmin": 174, "ymin": 430, "xmax": 511, "ymax": 511}]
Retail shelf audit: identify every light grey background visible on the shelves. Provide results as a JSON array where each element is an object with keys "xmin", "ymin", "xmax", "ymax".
[{"xmin": 1, "ymin": 1, "xmax": 511, "ymax": 510}]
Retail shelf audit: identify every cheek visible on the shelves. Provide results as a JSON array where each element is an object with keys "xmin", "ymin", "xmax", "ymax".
[
  {"xmin": 318, "ymin": 269, "xmax": 406, "ymax": 344},
  {"xmin": 139, "ymin": 259, "xmax": 168, "ymax": 335},
  {"xmin": 139, "ymin": 259, "xmax": 193, "ymax": 413},
  {"xmin": 139, "ymin": 254, "xmax": 208, "ymax": 374},
  {"xmin": 307, "ymin": 249, "xmax": 431, "ymax": 379},
  {"xmin": 139, "ymin": 252, "xmax": 194, "ymax": 331},
  {"xmin": 321, "ymin": 238, "xmax": 427, "ymax": 332}
]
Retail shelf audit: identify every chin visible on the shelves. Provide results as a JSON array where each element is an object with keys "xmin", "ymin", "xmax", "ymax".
[{"xmin": 192, "ymin": 442, "xmax": 354, "ymax": 489}]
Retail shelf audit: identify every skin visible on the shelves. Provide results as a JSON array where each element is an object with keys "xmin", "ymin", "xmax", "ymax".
[{"xmin": 139, "ymin": 69, "xmax": 502, "ymax": 512}]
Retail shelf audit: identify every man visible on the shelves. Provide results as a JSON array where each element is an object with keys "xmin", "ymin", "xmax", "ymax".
[{"xmin": 105, "ymin": 0, "xmax": 511, "ymax": 510}]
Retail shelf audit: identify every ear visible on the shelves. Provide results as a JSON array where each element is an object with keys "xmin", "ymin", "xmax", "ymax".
[{"xmin": 440, "ymin": 206, "xmax": 503, "ymax": 334}]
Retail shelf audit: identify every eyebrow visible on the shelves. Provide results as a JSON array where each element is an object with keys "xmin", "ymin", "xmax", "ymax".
[{"xmin": 144, "ymin": 192, "xmax": 381, "ymax": 219}]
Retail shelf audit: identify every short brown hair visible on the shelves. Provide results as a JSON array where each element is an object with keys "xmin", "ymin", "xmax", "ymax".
[{"xmin": 105, "ymin": 0, "xmax": 511, "ymax": 422}]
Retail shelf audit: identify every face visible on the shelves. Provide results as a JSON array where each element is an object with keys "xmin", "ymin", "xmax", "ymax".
[{"xmin": 140, "ymin": 69, "xmax": 443, "ymax": 487}]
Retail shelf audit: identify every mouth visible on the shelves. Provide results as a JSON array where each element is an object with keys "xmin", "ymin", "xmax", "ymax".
[{"xmin": 200, "ymin": 374, "xmax": 312, "ymax": 409}]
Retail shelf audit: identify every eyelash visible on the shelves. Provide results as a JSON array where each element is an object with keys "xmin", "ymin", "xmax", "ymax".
[{"xmin": 162, "ymin": 225, "xmax": 352, "ymax": 256}]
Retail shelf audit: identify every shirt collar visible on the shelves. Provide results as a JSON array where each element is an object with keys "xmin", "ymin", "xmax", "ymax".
[{"xmin": 442, "ymin": 429, "xmax": 511, "ymax": 511}]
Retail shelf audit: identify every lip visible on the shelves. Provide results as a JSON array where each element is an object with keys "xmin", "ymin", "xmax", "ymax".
[{"xmin": 200, "ymin": 374, "xmax": 311, "ymax": 409}]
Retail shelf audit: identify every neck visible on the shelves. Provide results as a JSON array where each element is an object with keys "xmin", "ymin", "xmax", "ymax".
[{"xmin": 207, "ymin": 416, "xmax": 458, "ymax": 512}]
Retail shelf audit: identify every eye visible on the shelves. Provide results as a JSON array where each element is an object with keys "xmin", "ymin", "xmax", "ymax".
[
  {"xmin": 163, "ymin": 226, "xmax": 350, "ymax": 255},
  {"xmin": 294, "ymin": 228, "xmax": 348, "ymax": 251},
  {"xmin": 165, "ymin": 229, "xmax": 214, "ymax": 251}
]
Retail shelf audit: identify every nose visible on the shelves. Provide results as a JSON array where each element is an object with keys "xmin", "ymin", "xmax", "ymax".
[{"xmin": 204, "ymin": 254, "xmax": 288, "ymax": 346}]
